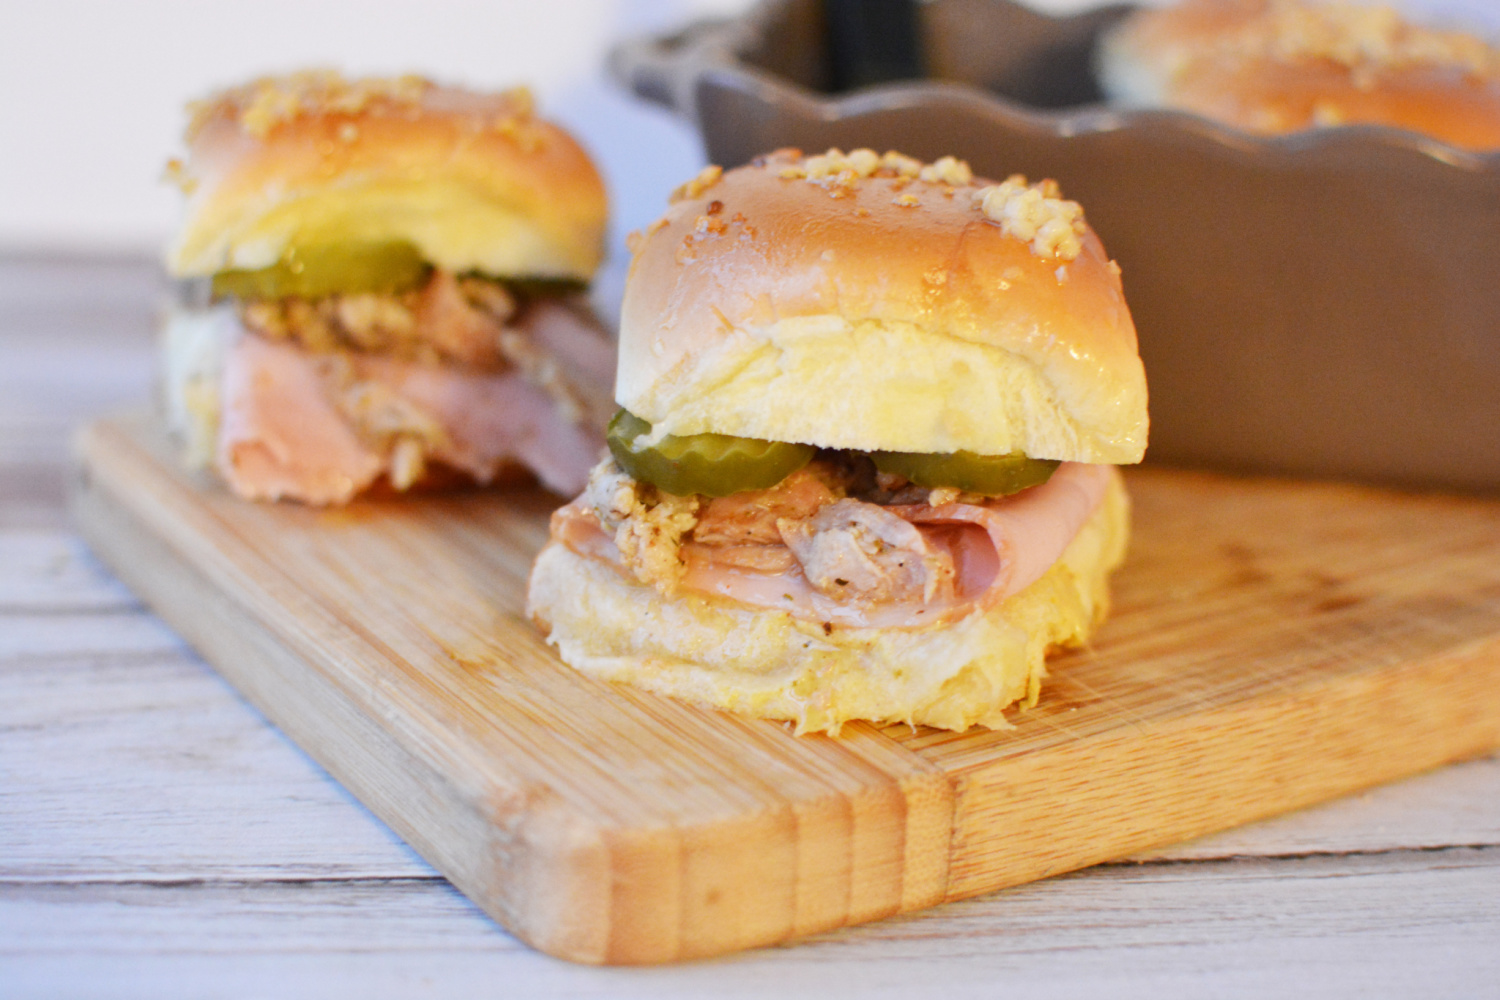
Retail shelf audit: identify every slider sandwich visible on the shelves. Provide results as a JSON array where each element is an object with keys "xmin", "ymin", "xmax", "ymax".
[
  {"xmin": 1097, "ymin": 0, "xmax": 1500, "ymax": 150},
  {"xmin": 162, "ymin": 72, "xmax": 614, "ymax": 503},
  {"xmin": 528, "ymin": 149, "xmax": 1149, "ymax": 734}
]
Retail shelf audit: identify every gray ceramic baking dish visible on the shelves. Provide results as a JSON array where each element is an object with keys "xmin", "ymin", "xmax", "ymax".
[{"xmin": 611, "ymin": 0, "xmax": 1500, "ymax": 492}]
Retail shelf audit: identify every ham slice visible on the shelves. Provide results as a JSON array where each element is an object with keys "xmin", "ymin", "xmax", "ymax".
[
  {"xmin": 522, "ymin": 299, "xmax": 617, "ymax": 411},
  {"xmin": 216, "ymin": 319, "xmax": 609, "ymax": 504},
  {"xmin": 552, "ymin": 462, "xmax": 1112, "ymax": 628},
  {"xmin": 218, "ymin": 334, "xmax": 383, "ymax": 504},
  {"xmin": 351, "ymin": 355, "xmax": 602, "ymax": 496}
]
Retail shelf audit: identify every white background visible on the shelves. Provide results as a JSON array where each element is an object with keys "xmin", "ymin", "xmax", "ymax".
[
  {"xmin": 0, "ymin": 0, "xmax": 755, "ymax": 257},
  {"xmin": 1, "ymin": 0, "xmax": 1494, "ymax": 256}
]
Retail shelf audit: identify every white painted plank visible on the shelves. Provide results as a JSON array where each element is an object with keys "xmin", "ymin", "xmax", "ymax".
[
  {"xmin": 0, "ymin": 338, "xmax": 154, "ymax": 462},
  {"xmin": 1, "ymin": 639, "xmax": 431, "ymax": 882},
  {"xmin": 0, "ymin": 253, "xmax": 162, "ymax": 317},
  {"xmin": 0, "ymin": 256, "xmax": 156, "ymax": 526},
  {"xmin": 0, "ymin": 462, "xmax": 69, "ymax": 529},
  {"xmin": 0, "ymin": 531, "xmax": 140, "ymax": 611},
  {"xmin": 0, "ymin": 612, "xmax": 182, "ymax": 660},
  {"xmin": 4, "ymin": 850, "xmax": 1497, "ymax": 999}
]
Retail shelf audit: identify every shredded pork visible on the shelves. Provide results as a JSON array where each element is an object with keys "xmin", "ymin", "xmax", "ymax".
[
  {"xmin": 205, "ymin": 262, "xmax": 615, "ymax": 503},
  {"xmin": 240, "ymin": 270, "xmax": 519, "ymax": 369},
  {"xmin": 778, "ymin": 499, "xmax": 957, "ymax": 605},
  {"xmin": 324, "ymin": 358, "xmax": 450, "ymax": 490},
  {"xmin": 691, "ymin": 467, "xmax": 840, "ymax": 545},
  {"xmin": 236, "ymin": 269, "xmax": 609, "ymax": 451},
  {"xmin": 587, "ymin": 455, "xmax": 980, "ymax": 604}
]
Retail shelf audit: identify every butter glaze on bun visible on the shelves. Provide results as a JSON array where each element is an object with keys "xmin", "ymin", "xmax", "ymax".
[
  {"xmin": 166, "ymin": 72, "xmax": 607, "ymax": 280},
  {"xmin": 1097, "ymin": 0, "xmax": 1500, "ymax": 150},
  {"xmin": 616, "ymin": 150, "xmax": 1148, "ymax": 465}
]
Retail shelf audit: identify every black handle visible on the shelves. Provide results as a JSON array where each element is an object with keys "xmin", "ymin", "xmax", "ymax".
[
  {"xmin": 608, "ymin": 18, "xmax": 738, "ymax": 121},
  {"xmin": 823, "ymin": 0, "xmax": 924, "ymax": 91}
]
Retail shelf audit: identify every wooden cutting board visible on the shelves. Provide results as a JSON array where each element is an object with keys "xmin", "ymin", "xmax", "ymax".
[{"xmin": 69, "ymin": 413, "xmax": 1500, "ymax": 965}]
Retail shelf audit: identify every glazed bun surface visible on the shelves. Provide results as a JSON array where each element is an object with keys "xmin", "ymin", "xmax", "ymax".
[
  {"xmin": 1098, "ymin": 0, "xmax": 1500, "ymax": 150},
  {"xmin": 617, "ymin": 151, "xmax": 1148, "ymax": 465},
  {"xmin": 167, "ymin": 72, "xmax": 607, "ymax": 280}
]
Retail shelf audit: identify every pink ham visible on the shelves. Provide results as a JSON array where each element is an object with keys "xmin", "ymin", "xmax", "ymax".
[
  {"xmin": 218, "ymin": 334, "xmax": 383, "ymax": 504},
  {"xmin": 551, "ymin": 462, "xmax": 1112, "ymax": 629},
  {"xmin": 889, "ymin": 462, "xmax": 1111, "ymax": 606},
  {"xmin": 216, "ymin": 324, "xmax": 608, "ymax": 504},
  {"xmin": 522, "ymin": 299, "xmax": 616, "ymax": 404},
  {"xmin": 351, "ymin": 355, "xmax": 602, "ymax": 496}
]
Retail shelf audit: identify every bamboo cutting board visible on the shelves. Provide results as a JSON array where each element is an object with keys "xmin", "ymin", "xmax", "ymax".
[{"xmin": 69, "ymin": 413, "xmax": 1500, "ymax": 964}]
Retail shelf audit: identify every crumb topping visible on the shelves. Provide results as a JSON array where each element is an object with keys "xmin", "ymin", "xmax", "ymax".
[
  {"xmin": 768, "ymin": 147, "xmax": 973, "ymax": 196},
  {"xmin": 238, "ymin": 271, "xmax": 519, "ymax": 369},
  {"xmin": 584, "ymin": 461, "xmax": 702, "ymax": 592},
  {"xmin": 670, "ymin": 165, "xmax": 724, "ymax": 203},
  {"xmin": 486, "ymin": 88, "xmax": 547, "ymax": 151},
  {"xmin": 185, "ymin": 70, "xmax": 436, "ymax": 140},
  {"xmin": 184, "ymin": 71, "xmax": 541, "ymax": 145},
  {"xmin": 919, "ymin": 155, "xmax": 974, "ymax": 185},
  {"xmin": 1216, "ymin": 0, "xmax": 1499, "ymax": 82},
  {"xmin": 323, "ymin": 357, "xmax": 449, "ymax": 488},
  {"xmin": 654, "ymin": 149, "xmax": 1087, "ymax": 261},
  {"xmin": 974, "ymin": 175, "xmax": 1087, "ymax": 261},
  {"xmin": 879, "ymin": 152, "xmax": 925, "ymax": 177},
  {"xmin": 694, "ymin": 213, "xmax": 729, "ymax": 236}
]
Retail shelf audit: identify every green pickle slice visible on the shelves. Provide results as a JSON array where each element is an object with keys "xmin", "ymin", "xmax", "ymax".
[
  {"xmin": 503, "ymin": 276, "xmax": 589, "ymax": 300},
  {"xmin": 212, "ymin": 240, "xmax": 431, "ymax": 300},
  {"xmin": 606, "ymin": 410, "xmax": 816, "ymax": 498},
  {"xmin": 872, "ymin": 449, "xmax": 1060, "ymax": 496}
]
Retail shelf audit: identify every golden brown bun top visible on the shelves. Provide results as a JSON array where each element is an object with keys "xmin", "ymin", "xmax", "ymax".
[
  {"xmin": 166, "ymin": 71, "xmax": 608, "ymax": 280},
  {"xmin": 616, "ymin": 149, "xmax": 1148, "ymax": 463},
  {"xmin": 1101, "ymin": 0, "xmax": 1500, "ymax": 150}
]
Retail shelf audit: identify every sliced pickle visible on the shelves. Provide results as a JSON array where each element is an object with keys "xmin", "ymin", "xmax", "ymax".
[
  {"xmin": 501, "ymin": 276, "xmax": 589, "ymax": 300},
  {"xmin": 606, "ymin": 410, "xmax": 815, "ymax": 498},
  {"xmin": 871, "ymin": 449, "xmax": 1060, "ymax": 496},
  {"xmin": 212, "ymin": 241, "xmax": 431, "ymax": 300}
]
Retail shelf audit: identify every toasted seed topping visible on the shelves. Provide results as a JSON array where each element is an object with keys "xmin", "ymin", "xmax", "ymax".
[{"xmin": 974, "ymin": 175, "xmax": 1087, "ymax": 261}]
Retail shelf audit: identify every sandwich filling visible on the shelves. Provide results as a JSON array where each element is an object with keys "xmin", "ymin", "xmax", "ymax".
[
  {"xmin": 167, "ymin": 269, "xmax": 614, "ymax": 503},
  {"xmin": 550, "ymin": 451, "xmax": 1111, "ymax": 630},
  {"xmin": 527, "ymin": 150, "xmax": 1143, "ymax": 733}
]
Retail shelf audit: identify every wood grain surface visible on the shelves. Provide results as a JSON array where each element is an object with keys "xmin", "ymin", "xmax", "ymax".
[{"xmin": 68, "ymin": 410, "xmax": 1500, "ymax": 964}]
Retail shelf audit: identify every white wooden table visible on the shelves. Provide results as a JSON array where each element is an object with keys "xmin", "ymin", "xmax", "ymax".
[{"xmin": 3, "ymin": 251, "xmax": 1498, "ymax": 997}]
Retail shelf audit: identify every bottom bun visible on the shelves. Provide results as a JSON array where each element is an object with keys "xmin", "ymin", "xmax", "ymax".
[{"xmin": 528, "ymin": 470, "xmax": 1130, "ymax": 734}]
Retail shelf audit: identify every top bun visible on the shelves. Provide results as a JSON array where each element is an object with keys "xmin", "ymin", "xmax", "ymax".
[
  {"xmin": 617, "ymin": 149, "xmax": 1148, "ymax": 465},
  {"xmin": 1098, "ymin": 0, "xmax": 1500, "ymax": 150},
  {"xmin": 166, "ymin": 72, "xmax": 607, "ymax": 281}
]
